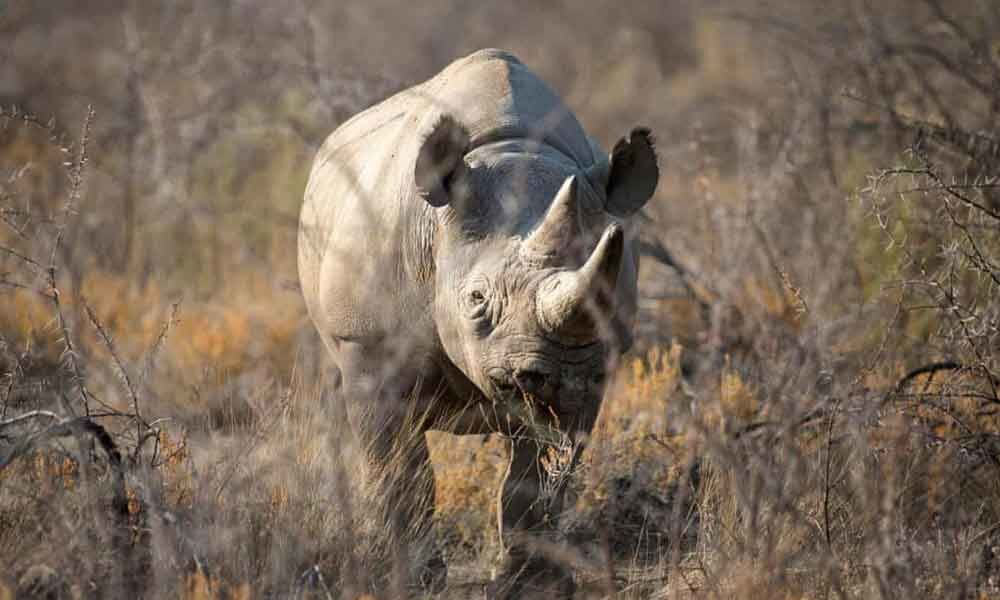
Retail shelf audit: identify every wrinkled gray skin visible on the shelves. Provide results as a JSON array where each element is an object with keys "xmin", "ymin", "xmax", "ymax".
[{"xmin": 299, "ymin": 49, "xmax": 657, "ymax": 597}]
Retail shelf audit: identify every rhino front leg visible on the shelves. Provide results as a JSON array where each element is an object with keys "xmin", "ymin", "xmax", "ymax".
[
  {"xmin": 361, "ymin": 421, "xmax": 444, "ymax": 593},
  {"xmin": 337, "ymin": 342, "xmax": 447, "ymax": 594},
  {"xmin": 490, "ymin": 436, "xmax": 576, "ymax": 599}
]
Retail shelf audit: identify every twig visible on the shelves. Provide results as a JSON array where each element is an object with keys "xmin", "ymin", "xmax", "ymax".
[
  {"xmin": 44, "ymin": 106, "xmax": 95, "ymax": 417},
  {"xmin": 893, "ymin": 361, "xmax": 963, "ymax": 395},
  {"xmin": 822, "ymin": 398, "xmax": 841, "ymax": 549},
  {"xmin": 139, "ymin": 300, "xmax": 180, "ymax": 389},
  {"xmin": 635, "ymin": 236, "xmax": 714, "ymax": 324},
  {"xmin": 0, "ymin": 409, "xmax": 61, "ymax": 430},
  {"xmin": 82, "ymin": 299, "xmax": 151, "ymax": 464},
  {"xmin": 0, "ymin": 245, "xmax": 43, "ymax": 272}
]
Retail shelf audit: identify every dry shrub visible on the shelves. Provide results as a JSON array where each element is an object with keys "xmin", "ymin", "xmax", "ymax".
[
  {"xmin": 562, "ymin": 345, "xmax": 699, "ymax": 570},
  {"xmin": 180, "ymin": 570, "xmax": 252, "ymax": 600},
  {"xmin": 0, "ymin": 440, "xmax": 135, "ymax": 596},
  {"xmin": 428, "ymin": 432, "xmax": 506, "ymax": 557},
  {"xmin": 3, "ymin": 1, "xmax": 1000, "ymax": 598}
]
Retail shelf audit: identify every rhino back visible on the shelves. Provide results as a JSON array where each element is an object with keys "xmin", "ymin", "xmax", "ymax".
[
  {"xmin": 423, "ymin": 49, "xmax": 597, "ymax": 166},
  {"xmin": 299, "ymin": 49, "xmax": 599, "ymax": 345}
]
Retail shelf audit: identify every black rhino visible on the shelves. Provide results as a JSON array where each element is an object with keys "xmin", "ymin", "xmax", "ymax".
[{"xmin": 298, "ymin": 48, "xmax": 658, "ymax": 597}]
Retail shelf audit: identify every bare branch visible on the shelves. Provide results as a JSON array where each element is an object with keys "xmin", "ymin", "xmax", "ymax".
[{"xmin": 893, "ymin": 361, "xmax": 964, "ymax": 394}]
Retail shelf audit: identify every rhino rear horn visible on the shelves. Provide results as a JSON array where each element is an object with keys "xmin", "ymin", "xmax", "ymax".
[
  {"xmin": 605, "ymin": 127, "xmax": 659, "ymax": 217},
  {"xmin": 520, "ymin": 175, "xmax": 582, "ymax": 263},
  {"xmin": 415, "ymin": 114, "xmax": 471, "ymax": 207}
]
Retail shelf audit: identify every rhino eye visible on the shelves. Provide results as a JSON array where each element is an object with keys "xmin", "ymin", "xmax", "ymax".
[{"xmin": 466, "ymin": 287, "xmax": 489, "ymax": 323}]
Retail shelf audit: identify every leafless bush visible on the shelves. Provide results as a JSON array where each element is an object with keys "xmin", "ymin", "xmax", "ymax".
[{"xmin": 2, "ymin": 1, "xmax": 1000, "ymax": 598}]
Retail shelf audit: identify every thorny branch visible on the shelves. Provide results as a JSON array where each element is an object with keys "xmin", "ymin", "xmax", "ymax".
[{"xmin": 45, "ymin": 106, "xmax": 95, "ymax": 418}]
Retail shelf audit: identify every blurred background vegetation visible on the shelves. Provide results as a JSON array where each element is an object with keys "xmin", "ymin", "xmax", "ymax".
[{"xmin": 2, "ymin": 0, "xmax": 999, "ymax": 597}]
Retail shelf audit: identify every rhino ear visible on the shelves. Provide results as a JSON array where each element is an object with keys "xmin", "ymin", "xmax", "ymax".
[
  {"xmin": 605, "ymin": 127, "xmax": 659, "ymax": 217},
  {"xmin": 415, "ymin": 114, "xmax": 471, "ymax": 207}
]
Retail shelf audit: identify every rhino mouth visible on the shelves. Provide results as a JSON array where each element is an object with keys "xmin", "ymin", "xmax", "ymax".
[
  {"xmin": 484, "ymin": 367, "xmax": 551, "ymax": 425},
  {"xmin": 482, "ymin": 364, "xmax": 600, "ymax": 439},
  {"xmin": 485, "ymin": 367, "xmax": 519, "ymax": 397}
]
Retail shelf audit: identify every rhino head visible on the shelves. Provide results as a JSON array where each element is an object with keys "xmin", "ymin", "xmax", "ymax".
[{"xmin": 415, "ymin": 115, "xmax": 658, "ymax": 432}]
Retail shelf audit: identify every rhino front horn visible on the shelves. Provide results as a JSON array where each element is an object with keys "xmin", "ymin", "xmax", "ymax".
[{"xmin": 535, "ymin": 224, "xmax": 624, "ymax": 343}]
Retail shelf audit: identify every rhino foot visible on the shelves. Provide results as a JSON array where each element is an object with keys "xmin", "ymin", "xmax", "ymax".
[
  {"xmin": 485, "ymin": 553, "xmax": 575, "ymax": 600},
  {"xmin": 417, "ymin": 551, "xmax": 448, "ymax": 594}
]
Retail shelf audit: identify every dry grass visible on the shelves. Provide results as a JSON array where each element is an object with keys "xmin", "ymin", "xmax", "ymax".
[{"xmin": 3, "ymin": 1, "xmax": 1000, "ymax": 597}]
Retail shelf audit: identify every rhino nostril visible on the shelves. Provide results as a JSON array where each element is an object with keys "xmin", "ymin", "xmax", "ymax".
[
  {"xmin": 487, "ymin": 370, "xmax": 516, "ymax": 395},
  {"xmin": 513, "ymin": 369, "xmax": 548, "ymax": 396}
]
